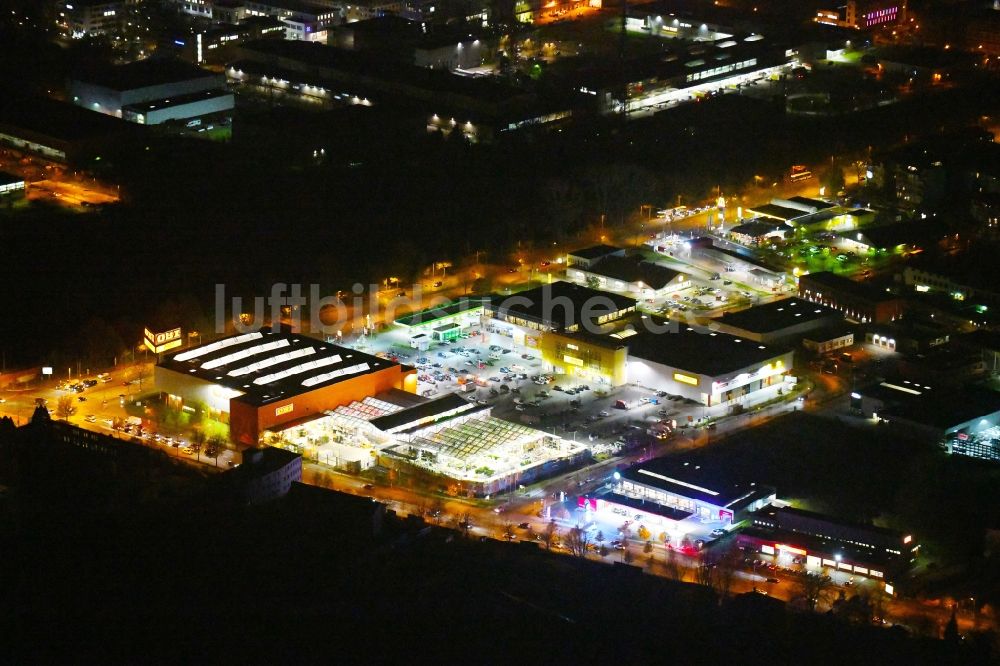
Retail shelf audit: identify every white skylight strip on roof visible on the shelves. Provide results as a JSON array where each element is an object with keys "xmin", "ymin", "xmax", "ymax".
[
  {"xmin": 301, "ymin": 362, "xmax": 371, "ymax": 387},
  {"xmin": 637, "ymin": 468, "xmax": 719, "ymax": 496},
  {"xmin": 880, "ymin": 381, "xmax": 922, "ymax": 396},
  {"xmin": 174, "ymin": 332, "xmax": 262, "ymax": 362},
  {"xmin": 253, "ymin": 353, "xmax": 343, "ymax": 385},
  {"xmin": 203, "ymin": 338, "xmax": 290, "ymax": 370},
  {"xmin": 228, "ymin": 346, "xmax": 315, "ymax": 377}
]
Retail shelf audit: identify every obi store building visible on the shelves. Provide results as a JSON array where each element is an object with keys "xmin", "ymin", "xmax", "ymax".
[{"xmin": 154, "ymin": 329, "xmax": 416, "ymax": 445}]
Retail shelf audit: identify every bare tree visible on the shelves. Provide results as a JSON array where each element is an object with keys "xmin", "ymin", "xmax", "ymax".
[
  {"xmin": 542, "ymin": 520, "xmax": 558, "ymax": 550},
  {"xmin": 695, "ymin": 562, "xmax": 716, "ymax": 588},
  {"xmin": 55, "ymin": 395, "xmax": 77, "ymax": 420},
  {"xmin": 793, "ymin": 573, "xmax": 835, "ymax": 612},
  {"xmin": 502, "ymin": 522, "xmax": 516, "ymax": 542},
  {"xmin": 663, "ymin": 545, "xmax": 681, "ymax": 580},
  {"xmin": 565, "ymin": 526, "xmax": 591, "ymax": 557},
  {"xmin": 458, "ymin": 511, "xmax": 473, "ymax": 538},
  {"xmin": 714, "ymin": 545, "xmax": 742, "ymax": 600}
]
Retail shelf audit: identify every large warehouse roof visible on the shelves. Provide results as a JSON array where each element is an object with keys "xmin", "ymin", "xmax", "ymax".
[
  {"xmin": 714, "ymin": 298, "xmax": 842, "ymax": 334},
  {"xmin": 489, "ymin": 281, "xmax": 637, "ymax": 330},
  {"xmin": 72, "ymin": 58, "xmax": 220, "ymax": 91},
  {"xmin": 159, "ymin": 329, "xmax": 400, "ymax": 406},
  {"xmin": 627, "ymin": 318, "xmax": 791, "ymax": 377},
  {"xmin": 620, "ymin": 458, "xmax": 774, "ymax": 508}
]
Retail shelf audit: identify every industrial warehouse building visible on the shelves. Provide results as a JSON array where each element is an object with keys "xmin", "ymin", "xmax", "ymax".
[
  {"xmin": 854, "ymin": 380, "xmax": 1000, "ymax": 460},
  {"xmin": 739, "ymin": 503, "xmax": 918, "ymax": 583},
  {"xmin": 567, "ymin": 244, "xmax": 627, "ymax": 269},
  {"xmin": 69, "ymin": 58, "xmax": 234, "ymax": 125},
  {"xmin": 0, "ymin": 171, "xmax": 26, "ymax": 199},
  {"xmin": 566, "ymin": 254, "xmax": 691, "ymax": 298},
  {"xmin": 0, "ymin": 95, "xmax": 141, "ymax": 164},
  {"xmin": 589, "ymin": 458, "xmax": 775, "ymax": 530},
  {"xmin": 625, "ymin": 319, "xmax": 795, "ymax": 406},
  {"xmin": 520, "ymin": 310, "xmax": 795, "ymax": 404},
  {"xmin": 711, "ymin": 298, "xmax": 845, "ymax": 345},
  {"xmin": 799, "ymin": 271, "xmax": 905, "ymax": 324},
  {"xmin": 485, "ymin": 281, "xmax": 638, "ymax": 340},
  {"xmin": 154, "ymin": 329, "xmax": 416, "ymax": 445}
]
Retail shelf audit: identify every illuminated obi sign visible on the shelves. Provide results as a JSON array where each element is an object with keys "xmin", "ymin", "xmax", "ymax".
[
  {"xmin": 275, "ymin": 404, "xmax": 294, "ymax": 416},
  {"xmin": 144, "ymin": 327, "xmax": 183, "ymax": 354}
]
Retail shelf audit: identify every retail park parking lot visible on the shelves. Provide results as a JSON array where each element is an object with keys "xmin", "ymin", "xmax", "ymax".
[{"xmin": 355, "ymin": 327, "xmax": 712, "ymax": 454}]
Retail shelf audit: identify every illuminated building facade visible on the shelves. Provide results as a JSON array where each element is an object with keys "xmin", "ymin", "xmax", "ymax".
[
  {"xmin": 739, "ymin": 504, "xmax": 918, "ymax": 582},
  {"xmin": 58, "ymin": 0, "xmax": 123, "ymax": 38},
  {"xmin": 154, "ymin": 329, "xmax": 416, "ymax": 445},
  {"xmin": 68, "ymin": 58, "xmax": 233, "ymax": 125},
  {"xmin": 799, "ymin": 271, "xmax": 905, "ymax": 324},
  {"xmin": 537, "ymin": 330, "xmax": 629, "ymax": 386},
  {"xmin": 815, "ymin": 0, "xmax": 906, "ymax": 30},
  {"xmin": 592, "ymin": 458, "xmax": 775, "ymax": 529},
  {"xmin": 626, "ymin": 320, "xmax": 795, "ymax": 406}
]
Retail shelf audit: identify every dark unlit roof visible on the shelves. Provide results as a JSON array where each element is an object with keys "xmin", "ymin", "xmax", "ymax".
[
  {"xmin": 569, "ymin": 244, "xmax": 624, "ymax": 260},
  {"xmin": 370, "ymin": 392, "xmax": 484, "ymax": 433},
  {"xmin": 73, "ymin": 58, "xmax": 220, "ymax": 91},
  {"xmin": 799, "ymin": 271, "xmax": 898, "ymax": 302},
  {"xmin": 0, "ymin": 171, "xmax": 24, "ymax": 186},
  {"xmin": 626, "ymin": 317, "xmax": 791, "ymax": 376},
  {"xmin": 715, "ymin": 298, "xmax": 842, "ymax": 334},
  {"xmin": 729, "ymin": 219, "xmax": 786, "ymax": 238},
  {"xmin": 159, "ymin": 329, "xmax": 400, "ymax": 407},
  {"xmin": 620, "ymin": 457, "xmax": 774, "ymax": 508},
  {"xmin": 0, "ymin": 95, "xmax": 136, "ymax": 143},
  {"xmin": 586, "ymin": 256, "xmax": 683, "ymax": 290},
  {"xmin": 489, "ymin": 281, "xmax": 636, "ymax": 330},
  {"xmin": 393, "ymin": 297, "xmax": 488, "ymax": 327},
  {"xmin": 883, "ymin": 385, "xmax": 1000, "ymax": 430},
  {"xmin": 786, "ymin": 196, "xmax": 836, "ymax": 210}
]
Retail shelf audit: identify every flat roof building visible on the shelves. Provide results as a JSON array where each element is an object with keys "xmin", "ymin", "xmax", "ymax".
[
  {"xmin": 604, "ymin": 457, "xmax": 776, "ymax": 528},
  {"xmin": 711, "ymin": 297, "xmax": 845, "ymax": 345},
  {"xmin": 0, "ymin": 171, "xmax": 26, "ymax": 198},
  {"xmin": 740, "ymin": 503, "xmax": 917, "ymax": 582},
  {"xmin": 799, "ymin": 271, "xmax": 904, "ymax": 324},
  {"xmin": 392, "ymin": 297, "xmax": 487, "ymax": 333},
  {"xmin": 485, "ymin": 281, "xmax": 637, "ymax": 335},
  {"xmin": 226, "ymin": 446, "xmax": 303, "ymax": 504},
  {"xmin": 728, "ymin": 219, "xmax": 787, "ymax": 246},
  {"xmin": 567, "ymin": 244, "xmax": 626, "ymax": 268},
  {"xmin": 566, "ymin": 255, "xmax": 691, "ymax": 297},
  {"xmin": 69, "ymin": 58, "xmax": 233, "ymax": 125},
  {"xmin": 0, "ymin": 95, "xmax": 141, "ymax": 164},
  {"xmin": 155, "ymin": 328, "xmax": 417, "ymax": 446},
  {"xmin": 854, "ymin": 380, "xmax": 1000, "ymax": 459},
  {"xmin": 626, "ymin": 320, "xmax": 794, "ymax": 406}
]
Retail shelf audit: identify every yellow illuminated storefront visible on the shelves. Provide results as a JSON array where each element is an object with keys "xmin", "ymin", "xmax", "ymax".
[{"xmin": 538, "ymin": 331, "xmax": 627, "ymax": 386}]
